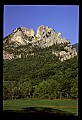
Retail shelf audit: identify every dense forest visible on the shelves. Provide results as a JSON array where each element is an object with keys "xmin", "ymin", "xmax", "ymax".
[{"xmin": 3, "ymin": 44, "xmax": 78, "ymax": 100}]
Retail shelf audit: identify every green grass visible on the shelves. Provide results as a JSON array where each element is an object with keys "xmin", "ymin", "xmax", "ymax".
[{"xmin": 3, "ymin": 99, "xmax": 78, "ymax": 116}]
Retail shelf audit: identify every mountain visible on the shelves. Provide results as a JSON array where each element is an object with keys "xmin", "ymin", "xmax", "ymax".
[
  {"xmin": 3, "ymin": 25, "xmax": 78, "ymax": 100},
  {"xmin": 3, "ymin": 25, "xmax": 77, "ymax": 62},
  {"xmin": 72, "ymin": 43, "xmax": 78, "ymax": 52}
]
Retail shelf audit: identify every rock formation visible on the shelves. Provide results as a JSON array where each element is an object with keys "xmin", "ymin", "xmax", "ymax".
[{"xmin": 3, "ymin": 25, "xmax": 78, "ymax": 61}]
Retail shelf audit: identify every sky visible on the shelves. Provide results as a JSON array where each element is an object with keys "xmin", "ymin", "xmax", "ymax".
[{"xmin": 3, "ymin": 5, "xmax": 79, "ymax": 45}]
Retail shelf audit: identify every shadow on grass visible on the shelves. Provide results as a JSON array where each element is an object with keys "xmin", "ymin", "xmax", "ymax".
[{"xmin": 3, "ymin": 107, "xmax": 78, "ymax": 120}]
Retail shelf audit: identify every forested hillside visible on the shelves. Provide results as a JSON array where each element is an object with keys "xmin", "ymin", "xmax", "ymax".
[
  {"xmin": 3, "ymin": 44, "xmax": 78, "ymax": 100},
  {"xmin": 3, "ymin": 26, "xmax": 78, "ymax": 100}
]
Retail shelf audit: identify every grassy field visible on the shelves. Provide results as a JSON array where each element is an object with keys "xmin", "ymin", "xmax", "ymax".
[{"xmin": 3, "ymin": 99, "xmax": 78, "ymax": 116}]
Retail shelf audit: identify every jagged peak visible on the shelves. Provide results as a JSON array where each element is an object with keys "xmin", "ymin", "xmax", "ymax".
[
  {"xmin": 21, "ymin": 27, "xmax": 28, "ymax": 31},
  {"xmin": 3, "ymin": 25, "xmax": 78, "ymax": 61}
]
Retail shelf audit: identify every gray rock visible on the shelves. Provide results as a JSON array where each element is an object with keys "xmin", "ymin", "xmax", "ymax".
[{"xmin": 3, "ymin": 25, "xmax": 77, "ymax": 61}]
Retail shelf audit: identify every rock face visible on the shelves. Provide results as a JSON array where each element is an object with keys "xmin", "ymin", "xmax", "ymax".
[
  {"xmin": 72, "ymin": 43, "xmax": 78, "ymax": 53},
  {"xmin": 36, "ymin": 25, "xmax": 56, "ymax": 47},
  {"xmin": 3, "ymin": 25, "xmax": 78, "ymax": 61},
  {"xmin": 3, "ymin": 50, "xmax": 14, "ymax": 60},
  {"xmin": 3, "ymin": 27, "xmax": 36, "ymax": 46}
]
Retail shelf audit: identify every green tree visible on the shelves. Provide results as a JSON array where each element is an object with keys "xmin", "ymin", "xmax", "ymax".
[
  {"xmin": 18, "ymin": 81, "xmax": 33, "ymax": 99},
  {"xmin": 3, "ymin": 81, "xmax": 15, "ymax": 99},
  {"xmin": 70, "ymin": 76, "xmax": 78, "ymax": 99},
  {"xmin": 33, "ymin": 79, "xmax": 60, "ymax": 99},
  {"xmin": 47, "ymin": 79, "xmax": 60, "ymax": 99}
]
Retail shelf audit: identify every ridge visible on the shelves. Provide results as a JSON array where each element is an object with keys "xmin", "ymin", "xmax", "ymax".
[{"xmin": 3, "ymin": 25, "xmax": 77, "ymax": 61}]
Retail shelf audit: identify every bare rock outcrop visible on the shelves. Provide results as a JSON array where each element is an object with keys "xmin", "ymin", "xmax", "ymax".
[{"xmin": 3, "ymin": 25, "xmax": 77, "ymax": 61}]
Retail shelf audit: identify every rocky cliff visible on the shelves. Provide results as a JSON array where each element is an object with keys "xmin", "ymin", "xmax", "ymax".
[{"xmin": 3, "ymin": 25, "xmax": 77, "ymax": 61}]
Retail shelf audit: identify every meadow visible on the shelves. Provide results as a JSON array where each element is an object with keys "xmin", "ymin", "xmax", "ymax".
[{"xmin": 3, "ymin": 99, "xmax": 78, "ymax": 116}]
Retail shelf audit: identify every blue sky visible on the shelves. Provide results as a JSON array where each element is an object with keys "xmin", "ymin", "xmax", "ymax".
[{"xmin": 3, "ymin": 5, "xmax": 79, "ymax": 45}]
